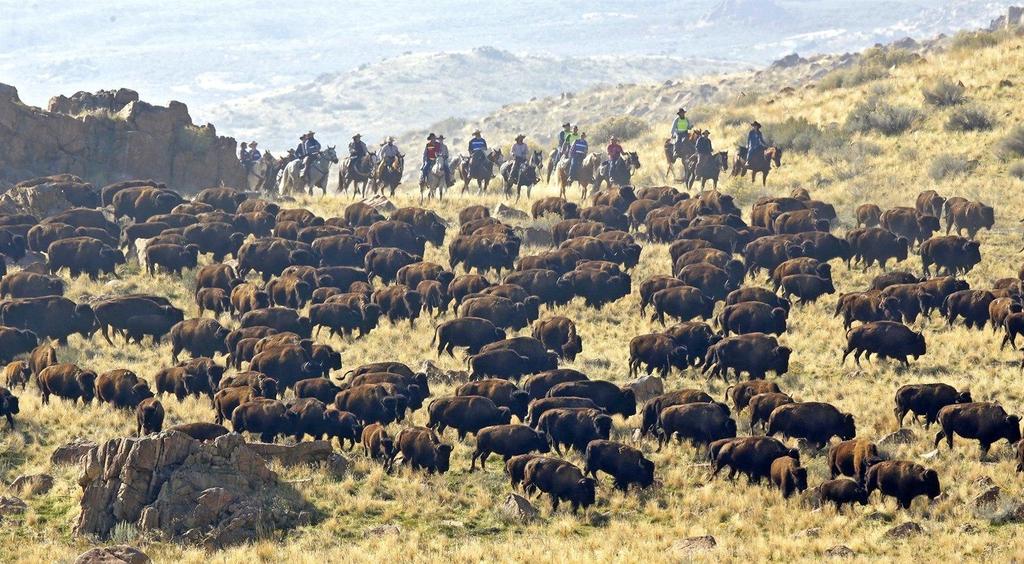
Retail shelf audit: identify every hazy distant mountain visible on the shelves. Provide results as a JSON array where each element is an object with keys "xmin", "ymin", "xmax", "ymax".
[{"xmin": 205, "ymin": 48, "xmax": 736, "ymax": 151}]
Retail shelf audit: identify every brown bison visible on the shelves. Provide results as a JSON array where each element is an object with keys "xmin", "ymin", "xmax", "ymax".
[
  {"xmin": 718, "ymin": 301, "xmax": 787, "ymax": 336},
  {"xmin": 135, "ymin": 397, "xmax": 164, "ymax": 435},
  {"xmin": 767, "ymin": 402, "xmax": 855, "ymax": 449},
  {"xmin": 470, "ymin": 424, "xmax": 550, "ymax": 470},
  {"xmin": 895, "ymin": 383, "xmax": 972, "ymax": 428},
  {"xmin": 712, "ymin": 436, "xmax": 799, "ymax": 483},
  {"xmin": 584, "ymin": 439, "xmax": 655, "ymax": 490},
  {"xmin": 770, "ymin": 456, "xmax": 808, "ymax": 498},
  {"xmin": 747, "ymin": 392, "xmax": 794, "ymax": 431},
  {"xmin": 934, "ymin": 402, "xmax": 1021, "ymax": 458},
  {"xmin": 546, "ymin": 380, "xmax": 636, "ymax": 417},
  {"xmin": 703, "ymin": 333, "xmax": 791, "ymax": 380},
  {"xmin": 657, "ymin": 402, "xmax": 736, "ymax": 451},
  {"xmin": 919, "ymin": 235, "xmax": 981, "ymax": 277},
  {"xmin": 427, "ymin": 395, "xmax": 512, "ymax": 439},
  {"xmin": 828, "ymin": 438, "xmax": 882, "ymax": 483},
  {"xmin": 834, "ymin": 291, "xmax": 901, "ymax": 329},
  {"xmin": 842, "ymin": 321, "xmax": 925, "ymax": 367},
  {"xmin": 864, "ymin": 460, "xmax": 940, "ymax": 509},
  {"xmin": 532, "ymin": 316, "xmax": 583, "ymax": 362},
  {"xmin": 522, "ymin": 457, "xmax": 597, "ymax": 513},
  {"xmin": 396, "ymin": 426, "xmax": 453, "ymax": 474},
  {"xmin": 628, "ymin": 333, "xmax": 688, "ymax": 378},
  {"xmin": 38, "ymin": 363, "xmax": 97, "ymax": 404}
]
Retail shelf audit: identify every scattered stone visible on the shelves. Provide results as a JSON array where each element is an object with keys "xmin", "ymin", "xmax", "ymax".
[
  {"xmin": 825, "ymin": 545, "xmax": 855, "ymax": 558},
  {"xmin": 884, "ymin": 521, "xmax": 923, "ymax": 540},
  {"xmin": 324, "ymin": 453, "xmax": 349, "ymax": 480},
  {"xmin": 802, "ymin": 527, "xmax": 821, "ymax": 538},
  {"xmin": 998, "ymin": 79, "xmax": 1014, "ymax": 88},
  {"xmin": 493, "ymin": 203, "xmax": 530, "ymax": 222},
  {"xmin": 247, "ymin": 440, "xmax": 334, "ymax": 466},
  {"xmin": 974, "ymin": 486, "xmax": 1001, "ymax": 510},
  {"xmin": 364, "ymin": 194, "xmax": 396, "ymax": 214},
  {"xmin": 74, "ymin": 545, "xmax": 151, "ymax": 564},
  {"xmin": 878, "ymin": 428, "xmax": 916, "ymax": 447},
  {"xmin": 672, "ymin": 535, "xmax": 717, "ymax": 555},
  {"xmin": 514, "ymin": 226, "xmax": 553, "ymax": 247},
  {"xmin": 8, "ymin": 473, "xmax": 54, "ymax": 496},
  {"xmin": 0, "ymin": 496, "xmax": 27, "ymax": 521},
  {"xmin": 51, "ymin": 437, "xmax": 98, "ymax": 466},
  {"xmin": 76, "ymin": 431, "xmax": 314, "ymax": 548},
  {"xmin": 625, "ymin": 375, "xmax": 664, "ymax": 404},
  {"xmin": 365, "ymin": 524, "xmax": 401, "ymax": 537},
  {"xmin": 419, "ymin": 360, "xmax": 468, "ymax": 384},
  {"xmin": 501, "ymin": 493, "xmax": 538, "ymax": 523},
  {"xmin": 972, "ymin": 476, "xmax": 995, "ymax": 489}
]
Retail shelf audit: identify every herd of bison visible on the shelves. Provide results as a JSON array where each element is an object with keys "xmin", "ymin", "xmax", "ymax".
[{"xmin": 0, "ymin": 176, "xmax": 1022, "ymax": 516}]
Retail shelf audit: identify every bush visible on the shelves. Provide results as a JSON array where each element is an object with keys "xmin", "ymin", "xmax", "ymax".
[
  {"xmin": 999, "ymin": 125, "xmax": 1024, "ymax": 159},
  {"xmin": 1010, "ymin": 161, "xmax": 1024, "ymax": 180},
  {"xmin": 720, "ymin": 112, "xmax": 751, "ymax": 128},
  {"xmin": 922, "ymin": 78, "xmax": 966, "ymax": 107},
  {"xmin": 587, "ymin": 116, "xmax": 649, "ymax": 143},
  {"xmin": 764, "ymin": 118, "xmax": 849, "ymax": 155},
  {"xmin": 945, "ymin": 104, "xmax": 994, "ymax": 132},
  {"xmin": 846, "ymin": 97, "xmax": 922, "ymax": 136},
  {"xmin": 860, "ymin": 46, "xmax": 919, "ymax": 68},
  {"xmin": 952, "ymin": 30, "xmax": 1000, "ymax": 51},
  {"xmin": 818, "ymin": 64, "xmax": 888, "ymax": 90},
  {"xmin": 929, "ymin": 154, "xmax": 977, "ymax": 180}
]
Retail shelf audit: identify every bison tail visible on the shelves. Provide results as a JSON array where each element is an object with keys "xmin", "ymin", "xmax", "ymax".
[{"xmin": 723, "ymin": 384, "xmax": 734, "ymax": 403}]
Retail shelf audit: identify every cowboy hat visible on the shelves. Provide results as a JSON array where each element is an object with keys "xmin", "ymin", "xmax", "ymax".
[
  {"xmin": 307, "ymin": 130, "xmax": 315, "ymax": 136},
  {"xmin": 299, "ymin": 134, "xmax": 307, "ymax": 140},
  {"xmin": 472, "ymin": 129, "xmax": 481, "ymax": 135},
  {"xmin": 240, "ymin": 142, "xmax": 248, "ymax": 146},
  {"xmin": 609, "ymin": 135, "xmax": 618, "ymax": 141},
  {"xmin": 353, "ymin": 133, "xmax": 361, "ymax": 139},
  {"xmin": 515, "ymin": 134, "xmax": 525, "ymax": 141},
  {"xmin": 437, "ymin": 135, "xmax": 446, "ymax": 140},
  {"xmin": 250, "ymin": 141, "xmax": 258, "ymax": 146},
  {"xmin": 562, "ymin": 121, "xmax": 571, "ymax": 127},
  {"xmin": 751, "ymin": 121, "xmax": 761, "ymax": 127},
  {"xmin": 386, "ymin": 136, "xmax": 394, "ymax": 142},
  {"xmin": 701, "ymin": 130, "xmax": 710, "ymax": 135},
  {"xmin": 678, "ymin": 108, "xmax": 686, "ymax": 113},
  {"xmin": 427, "ymin": 133, "xmax": 436, "ymax": 140}
]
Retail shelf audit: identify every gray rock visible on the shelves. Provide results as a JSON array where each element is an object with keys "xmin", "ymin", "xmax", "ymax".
[
  {"xmin": 75, "ymin": 430, "xmax": 314, "ymax": 547},
  {"xmin": 419, "ymin": 360, "xmax": 468, "ymax": 384},
  {"xmin": 365, "ymin": 524, "xmax": 401, "ymax": 537},
  {"xmin": 974, "ymin": 486, "xmax": 1001, "ymax": 509},
  {"xmin": 493, "ymin": 203, "xmax": 530, "ymax": 222},
  {"xmin": 501, "ymin": 493, "xmax": 538, "ymax": 523},
  {"xmin": 51, "ymin": 437, "xmax": 97, "ymax": 466},
  {"xmin": 672, "ymin": 535, "xmax": 717, "ymax": 555},
  {"xmin": 247, "ymin": 440, "xmax": 334, "ymax": 466},
  {"xmin": 825, "ymin": 545, "xmax": 855, "ymax": 558},
  {"xmin": 0, "ymin": 496, "xmax": 27, "ymax": 521},
  {"xmin": 878, "ymin": 428, "xmax": 915, "ymax": 447},
  {"xmin": 8, "ymin": 473, "xmax": 54, "ymax": 496},
  {"xmin": 884, "ymin": 521, "xmax": 923, "ymax": 540},
  {"xmin": 74, "ymin": 545, "xmax": 151, "ymax": 564},
  {"xmin": 625, "ymin": 375, "xmax": 664, "ymax": 404},
  {"xmin": 324, "ymin": 453, "xmax": 349, "ymax": 480}
]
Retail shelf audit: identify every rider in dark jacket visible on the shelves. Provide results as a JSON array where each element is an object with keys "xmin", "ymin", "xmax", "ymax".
[
  {"xmin": 746, "ymin": 121, "xmax": 765, "ymax": 167},
  {"xmin": 349, "ymin": 133, "xmax": 368, "ymax": 173},
  {"xmin": 569, "ymin": 133, "xmax": 588, "ymax": 181}
]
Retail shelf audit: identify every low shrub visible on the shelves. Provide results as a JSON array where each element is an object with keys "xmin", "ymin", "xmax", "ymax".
[
  {"xmin": 929, "ymin": 154, "xmax": 977, "ymax": 180},
  {"xmin": 846, "ymin": 97, "xmax": 922, "ymax": 136},
  {"xmin": 945, "ymin": 104, "xmax": 994, "ymax": 132},
  {"xmin": 998, "ymin": 125, "xmax": 1024, "ymax": 159},
  {"xmin": 922, "ymin": 78, "xmax": 966, "ymax": 107}
]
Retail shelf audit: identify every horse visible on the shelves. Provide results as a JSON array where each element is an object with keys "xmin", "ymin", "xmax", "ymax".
[
  {"xmin": 685, "ymin": 151, "xmax": 729, "ymax": 191},
  {"xmin": 594, "ymin": 151, "xmax": 641, "ymax": 191},
  {"xmin": 665, "ymin": 132, "xmax": 698, "ymax": 181},
  {"xmin": 502, "ymin": 150, "xmax": 544, "ymax": 202},
  {"xmin": 279, "ymin": 146, "xmax": 338, "ymax": 196},
  {"xmin": 462, "ymin": 149, "xmax": 502, "ymax": 195},
  {"xmin": 420, "ymin": 159, "xmax": 447, "ymax": 204},
  {"xmin": 733, "ymin": 146, "xmax": 783, "ymax": 186},
  {"xmin": 338, "ymin": 152, "xmax": 377, "ymax": 198},
  {"xmin": 246, "ymin": 151, "xmax": 277, "ymax": 194},
  {"xmin": 374, "ymin": 154, "xmax": 404, "ymax": 197},
  {"xmin": 557, "ymin": 152, "xmax": 600, "ymax": 201},
  {"xmin": 546, "ymin": 148, "xmax": 564, "ymax": 184}
]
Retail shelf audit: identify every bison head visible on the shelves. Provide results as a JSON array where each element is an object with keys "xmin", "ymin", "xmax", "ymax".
[
  {"xmin": 840, "ymin": 413, "xmax": 857, "ymax": 440},
  {"xmin": 1002, "ymin": 415, "xmax": 1022, "ymax": 444},
  {"xmin": 669, "ymin": 346, "xmax": 689, "ymax": 370},
  {"xmin": 434, "ymin": 443, "xmax": 454, "ymax": 473},
  {"xmin": 574, "ymin": 477, "xmax": 598, "ymax": 507},
  {"xmin": 792, "ymin": 466, "xmax": 809, "ymax": 493},
  {"xmin": 495, "ymin": 406, "xmax": 513, "ymax": 425},
  {"xmin": 131, "ymin": 382, "xmax": 154, "ymax": 405},
  {"xmin": 772, "ymin": 308, "xmax": 788, "ymax": 333},
  {"xmin": 772, "ymin": 346, "xmax": 793, "ymax": 375},
  {"xmin": 980, "ymin": 205, "xmax": 995, "ymax": 228},
  {"xmin": 956, "ymin": 389, "xmax": 973, "ymax": 404},
  {"xmin": 1, "ymin": 390, "xmax": 19, "ymax": 416},
  {"xmin": 921, "ymin": 468, "xmax": 941, "ymax": 499},
  {"xmin": 509, "ymin": 391, "xmax": 530, "ymax": 421},
  {"xmin": 593, "ymin": 414, "xmax": 614, "ymax": 438},
  {"xmin": 258, "ymin": 377, "xmax": 280, "ymax": 399},
  {"xmin": 77, "ymin": 370, "xmax": 97, "ymax": 403}
]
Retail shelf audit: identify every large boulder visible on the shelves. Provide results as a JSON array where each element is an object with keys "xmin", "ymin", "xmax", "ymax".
[
  {"xmin": 52, "ymin": 437, "xmax": 98, "ymax": 466},
  {"xmin": 76, "ymin": 431, "xmax": 314, "ymax": 548},
  {"xmin": 74, "ymin": 546, "xmax": 151, "ymax": 564},
  {"xmin": 7, "ymin": 473, "xmax": 54, "ymax": 497}
]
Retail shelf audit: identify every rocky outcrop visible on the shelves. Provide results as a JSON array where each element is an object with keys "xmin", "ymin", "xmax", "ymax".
[
  {"xmin": 52, "ymin": 437, "xmax": 98, "ymax": 466},
  {"xmin": 74, "ymin": 546, "xmax": 151, "ymax": 564},
  {"xmin": 76, "ymin": 431, "xmax": 313, "ymax": 548},
  {"xmin": 0, "ymin": 84, "xmax": 243, "ymax": 193}
]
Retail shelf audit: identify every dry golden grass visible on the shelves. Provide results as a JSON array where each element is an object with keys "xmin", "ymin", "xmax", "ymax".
[{"xmin": 4, "ymin": 31, "xmax": 1024, "ymax": 563}]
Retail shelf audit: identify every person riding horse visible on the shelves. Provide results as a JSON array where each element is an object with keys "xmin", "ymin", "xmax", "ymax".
[
  {"xmin": 468, "ymin": 129, "xmax": 489, "ymax": 177},
  {"xmin": 568, "ymin": 132, "xmax": 589, "ymax": 182},
  {"xmin": 379, "ymin": 136, "xmax": 401, "ymax": 165},
  {"xmin": 745, "ymin": 121, "xmax": 766, "ymax": 168},
  {"xmin": 510, "ymin": 134, "xmax": 529, "ymax": 181},
  {"xmin": 551, "ymin": 122, "xmax": 572, "ymax": 169},
  {"xmin": 695, "ymin": 130, "xmax": 713, "ymax": 167},
  {"xmin": 604, "ymin": 135, "xmax": 624, "ymax": 180},
  {"xmin": 348, "ymin": 133, "xmax": 369, "ymax": 174},
  {"xmin": 671, "ymin": 108, "xmax": 691, "ymax": 155},
  {"xmin": 297, "ymin": 131, "xmax": 321, "ymax": 181},
  {"xmin": 421, "ymin": 133, "xmax": 440, "ymax": 183}
]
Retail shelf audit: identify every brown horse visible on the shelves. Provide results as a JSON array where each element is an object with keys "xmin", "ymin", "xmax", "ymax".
[
  {"xmin": 664, "ymin": 132, "xmax": 698, "ymax": 181},
  {"xmin": 557, "ymin": 153, "xmax": 600, "ymax": 201},
  {"xmin": 373, "ymin": 154, "xmax": 404, "ymax": 197},
  {"xmin": 686, "ymin": 151, "xmax": 728, "ymax": 191},
  {"xmin": 461, "ymin": 149, "xmax": 503, "ymax": 195},
  {"xmin": 338, "ymin": 152, "xmax": 377, "ymax": 197},
  {"xmin": 733, "ymin": 146, "xmax": 783, "ymax": 186}
]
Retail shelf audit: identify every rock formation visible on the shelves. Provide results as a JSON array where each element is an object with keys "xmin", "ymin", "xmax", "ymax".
[
  {"xmin": 76, "ymin": 431, "xmax": 313, "ymax": 548},
  {"xmin": 0, "ymin": 84, "xmax": 244, "ymax": 193}
]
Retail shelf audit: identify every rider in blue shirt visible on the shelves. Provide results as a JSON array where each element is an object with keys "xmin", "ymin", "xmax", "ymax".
[
  {"xmin": 746, "ymin": 121, "xmax": 765, "ymax": 165},
  {"xmin": 569, "ymin": 132, "xmax": 588, "ymax": 181}
]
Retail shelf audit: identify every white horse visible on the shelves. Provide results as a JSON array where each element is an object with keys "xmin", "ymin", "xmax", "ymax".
[
  {"xmin": 246, "ymin": 151, "xmax": 275, "ymax": 193},
  {"xmin": 279, "ymin": 146, "xmax": 338, "ymax": 196}
]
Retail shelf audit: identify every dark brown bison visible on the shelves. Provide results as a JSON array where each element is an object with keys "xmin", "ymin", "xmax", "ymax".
[
  {"xmin": 0, "ymin": 296, "xmax": 96, "ymax": 345},
  {"xmin": 919, "ymin": 235, "xmax": 981, "ymax": 277},
  {"xmin": 869, "ymin": 271, "xmax": 921, "ymax": 291},
  {"xmin": 767, "ymin": 402, "xmax": 856, "ymax": 449},
  {"xmin": 945, "ymin": 200, "xmax": 994, "ymax": 239},
  {"xmin": 372, "ymin": 285, "xmax": 422, "ymax": 326},
  {"xmin": 847, "ymin": 227, "xmax": 909, "ymax": 271},
  {"xmin": 135, "ymin": 397, "xmax": 164, "ymax": 435},
  {"xmin": 834, "ymin": 291, "xmax": 901, "ymax": 329},
  {"xmin": 536, "ymin": 407, "xmax": 613, "ymax": 454},
  {"xmin": 676, "ymin": 263, "xmax": 739, "ymax": 302},
  {"xmin": 466, "ymin": 349, "xmax": 532, "ymax": 382},
  {"xmin": 522, "ymin": 368, "xmax": 589, "ymax": 400},
  {"xmin": 828, "ymin": 438, "xmax": 882, "ymax": 483},
  {"xmin": 532, "ymin": 316, "xmax": 582, "ymax": 361},
  {"xmin": 880, "ymin": 207, "xmax": 940, "ymax": 247},
  {"xmin": 855, "ymin": 203, "xmax": 882, "ymax": 227},
  {"xmin": 522, "ymin": 457, "xmax": 597, "ymax": 513},
  {"xmin": 638, "ymin": 389, "xmax": 713, "ymax": 437},
  {"xmin": 460, "ymin": 295, "xmax": 529, "ymax": 330},
  {"xmin": 718, "ymin": 301, "xmax": 787, "ymax": 335},
  {"xmin": 703, "ymin": 333, "xmax": 791, "ymax": 380},
  {"xmin": 780, "ymin": 274, "xmax": 834, "ymax": 303},
  {"xmin": 48, "ymin": 236, "xmax": 124, "ymax": 279},
  {"xmin": 657, "ymin": 402, "xmax": 736, "ymax": 451},
  {"xmin": 726, "ymin": 379, "xmax": 782, "ymax": 411},
  {"xmin": 361, "ymin": 422, "xmax": 397, "ymax": 470},
  {"xmin": 559, "ymin": 267, "xmax": 630, "ymax": 309},
  {"xmin": 747, "ymin": 392, "xmax": 794, "ymax": 431},
  {"xmin": 895, "ymin": 383, "xmax": 972, "ymax": 428},
  {"xmin": 934, "ymin": 402, "xmax": 1021, "ymax": 458},
  {"xmin": 231, "ymin": 398, "xmax": 299, "ymax": 442},
  {"xmin": 0, "ymin": 327, "xmax": 38, "ymax": 363},
  {"xmin": 584, "ymin": 439, "xmax": 655, "ymax": 490},
  {"xmin": 96, "ymin": 369, "xmax": 153, "ymax": 410},
  {"xmin": 864, "ymin": 460, "xmax": 940, "ymax": 509},
  {"xmin": 916, "ymin": 190, "xmax": 945, "ymax": 218},
  {"xmin": 651, "ymin": 285, "xmax": 715, "ymax": 325},
  {"xmin": 0, "ymin": 386, "xmax": 19, "ymax": 428},
  {"xmin": 364, "ymin": 247, "xmax": 421, "ymax": 284},
  {"xmin": 434, "ymin": 317, "xmax": 506, "ymax": 356},
  {"xmin": 842, "ymin": 321, "xmax": 926, "ymax": 367},
  {"xmin": 470, "ymin": 424, "xmax": 550, "ymax": 470},
  {"xmin": 456, "ymin": 379, "xmax": 530, "ymax": 421},
  {"xmin": 38, "ymin": 363, "xmax": 97, "ymax": 404},
  {"xmin": 427, "ymin": 395, "xmax": 512, "ymax": 439},
  {"xmin": 941, "ymin": 289, "xmax": 994, "ymax": 329},
  {"xmin": 480, "ymin": 337, "xmax": 559, "ymax": 376},
  {"xmin": 547, "ymin": 380, "xmax": 635, "ymax": 417},
  {"xmin": 396, "ymin": 426, "xmax": 453, "ymax": 474},
  {"xmin": 712, "ymin": 436, "xmax": 799, "ymax": 483},
  {"xmin": 819, "ymin": 478, "xmax": 870, "ymax": 510},
  {"xmin": 145, "ymin": 243, "xmax": 199, "ymax": 275},
  {"xmin": 169, "ymin": 318, "xmax": 230, "ymax": 362},
  {"xmin": 770, "ymin": 456, "xmax": 808, "ymax": 498},
  {"xmin": 664, "ymin": 321, "xmax": 720, "ymax": 367},
  {"xmin": 628, "ymin": 333, "xmax": 688, "ymax": 378},
  {"xmin": 0, "ymin": 271, "xmax": 64, "ymax": 298},
  {"xmin": 165, "ymin": 422, "xmax": 229, "ymax": 441},
  {"xmin": 239, "ymin": 307, "xmax": 312, "ymax": 338}
]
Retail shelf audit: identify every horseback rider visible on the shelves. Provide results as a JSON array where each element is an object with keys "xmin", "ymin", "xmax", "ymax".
[
  {"xmin": 560, "ymin": 125, "xmax": 580, "ymax": 158},
  {"xmin": 746, "ymin": 121, "xmax": 765, "ymax": 167},
  {"xmin": 568, "ymin": 132, "xmax": 588, "ymax": 181},
  {"xmin": 420, "ymin": 133, "xmax": 439, "ymax": 183},
  {"xmin": 239, "ymin": 142, "xmax": 249, "ymax": 162},
  {"xmin": 468, "ymin": 129, "xmax": 488, "ymax": 174},
  {"xmin": 671, "ymin": 108, "xmax": 691, "ymax": 153},
  {"xmin": 248, "ymin": 141, "xmax": 261, "ymax": 162},
  {"xmin": 349, "ymin": 133, "xmax": 368, "ymax": 173},
  {"xmin": 605, "ymin": 135, "xmax": 623, "ymax": 178},
  {"xmin": 379, "ymin": 136, "xmax": 400, "ymax": 163},
  {"xmin": 695, "ymin": 129, "xmax": 713, "ymax": 166},
  {"xmin": 510, "ymin": 134, "xmax": 529, "ymax": 180},
  {"xmin": 552, "ymin": 122, "xmax": 571, "ymax": 168},
  {"xmin": 436, "ymin": 135, "xmax": 453, "ymax": 186},
  {"xmin": 297, "ymin": 132, "xmax": 321, "ymax": 180}
]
